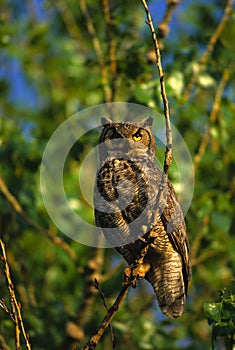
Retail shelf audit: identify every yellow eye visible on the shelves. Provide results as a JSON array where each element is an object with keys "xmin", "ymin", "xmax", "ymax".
[{"xmin": 132, "ymin": 130, "xmax": 142, "ymax": 142}]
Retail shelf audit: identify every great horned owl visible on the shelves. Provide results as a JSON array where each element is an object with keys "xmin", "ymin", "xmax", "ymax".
[{"xmin": 94, "ymin": 116, "xmax": 191, "ymax": 318}]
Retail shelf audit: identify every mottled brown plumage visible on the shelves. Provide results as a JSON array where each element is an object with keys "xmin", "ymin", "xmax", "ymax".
[{"xmin": 94, "ymin": 117, "xmax": 191, "ymax": 318}]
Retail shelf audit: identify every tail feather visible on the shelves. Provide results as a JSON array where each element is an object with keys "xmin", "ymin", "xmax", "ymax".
[{"xmin": 146, "ymin": 251, "xmax": 186, "ymax": 318}]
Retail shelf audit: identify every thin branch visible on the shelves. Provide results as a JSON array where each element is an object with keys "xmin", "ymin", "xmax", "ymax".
[
  {"xmin": 183, "ymin": 0, "xmax": 233, "ymax": 101},
  {"xmin": 74, "ymin": 247, "xmax": 104, "ymax": 332},
  {"xmin": 79, "ymin": 0, "xmax": 112, "ymax": 103},
  {"xmin": 94, "ymin": 278, "xmax": 115, "ymax": 348},
  {"xmin": 137, "ymin": 0, "xmax": 173, "ymax": 262},
  {"xmin": 0, "ymin": 177, "xmax": 77, "ymax": 262},
  {"xmin": 0, "ymin": 298, "xmax": 15, "ymax": 321},
  {"xmin": 82, "ymin": 283, "xmax": 130, "ymax": 350},
  {"xmin": 82, "ymin": 253, "xmax": 151, "ymax": 349},
  {"xmin": 141, "ymin": 0, "xmax": 172, "ymax": 176},
  {"xmin": 62, "ymin": 247, "xmax": 104, "ymax": 349},
  {"xmin": 158, "ymin": 0, "xmax": 179, "ymax": 39},
  {"xmin": 0, "ymin": 239, "xmax": 31, "ymax": 350},
  {"xmin": 193, "ymin": 69, "xmax": 229, "ymax": 173}
]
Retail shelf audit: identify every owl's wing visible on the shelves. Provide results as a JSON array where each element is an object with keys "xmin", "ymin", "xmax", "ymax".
[
  {"xmin": 144, "ymin": 176, "xmax": 191, "ymax": 318},
  {"xmin": 145, "ymin": 216, "xmax": 190, "ymax": 317},
  {"xmin": 161, "ymin": 181, "xmax": 191, "ymax": 290}
]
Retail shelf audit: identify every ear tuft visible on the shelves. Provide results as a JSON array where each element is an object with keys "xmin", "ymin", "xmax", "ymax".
[
  {"xmin": 141, "ymin": 116, "xmax": 153, "ymax": 127},
  {"xmin": 101, "ymin": 117, "xmax": 112, "ymax": 126}
]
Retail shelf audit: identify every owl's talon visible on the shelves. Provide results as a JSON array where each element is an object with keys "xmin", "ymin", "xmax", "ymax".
[
  {"xmin": 122, "ymin": 267, "xmax": 138, "ymax": 287},
  {"xmin": 122, "ymin": 264, "xmax": 151, "ymax": 287},
  {"xmin": 132, "ymin": 263, "xmax": 151, "ymax": 281},
  {"xmin": 122, "ymin": 267, "xmax": 132, "ymax": 286}
]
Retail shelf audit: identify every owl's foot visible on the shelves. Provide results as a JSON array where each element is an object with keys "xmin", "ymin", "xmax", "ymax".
[{"xmin": 122, "ymin": 264, "xmax": 151, "ymax": 288}]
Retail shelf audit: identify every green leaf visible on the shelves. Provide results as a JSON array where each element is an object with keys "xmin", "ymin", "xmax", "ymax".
[{"xmin": 203, "ymin": 302, "xmax": 222, "ymax": 324}]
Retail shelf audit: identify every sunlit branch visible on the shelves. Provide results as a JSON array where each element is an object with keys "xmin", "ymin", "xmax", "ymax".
[
  {"xmin": 141, "ymin": 0, "xmax": 172, "ymax": 176},
  {"xmin": 193, "ymin": 69, "xmax": 229, "ymax": 173},
  {"xmin": 0, "ymin": 239, "xmax": 32, "ymax": 350},
  {"xmin": 94, "ymin": 278, "xmax": 115, "ymax": 347},
  {"xmin": 183, "ymin": 0, "xmax": 233, "ymax": 100},
  {"xmin": 82, "ymin": 283, "xmax": 131, "ymax": 350}
]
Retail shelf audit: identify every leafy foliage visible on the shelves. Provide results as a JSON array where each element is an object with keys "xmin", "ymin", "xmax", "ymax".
[
  {"xmin": 203, "ymin": 288, "xmax": 235, "ymax": 350},
  {"xmin": 0, "ymin": 0, "xmax": 235, "ymax": 349}
]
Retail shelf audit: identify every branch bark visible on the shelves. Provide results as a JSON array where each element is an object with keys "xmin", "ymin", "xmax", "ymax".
[
  {"xmin": 82, "ymin": 283, "xmax": 130, "ymax": 350},
  {"xmin": 0, "ymin": 239, "xmax": 31, "ymax": 350},
  {"xmin": 141, "ymin": 0, "xmax": 172, "ymax": 176}
]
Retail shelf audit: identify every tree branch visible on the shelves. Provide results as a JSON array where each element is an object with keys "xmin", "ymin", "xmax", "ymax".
[
  {"xmin": 141, "ymin": 0, "xmax": 172, "ymax": 176},
  {"xmin": 82, "ymin": 283, "xmax": 130, "ymax": 350},
  {"xmin": 193, "ymin": 68, "xmax": 229, "ymax": 173},
  {"xmin": 0, "ymin": 239, "xmax": 31, "ymax": 350},
  {"xmin": 158, "ymin": 0, "xmax": 179, "ymax": 40},
  {"xmin": 183, "ymin": 0, "xmax": 233, "ymax": 101},
  {"xmin": 94, "ymin": 278, "xmax": 115, "ymax": 347},
  {"xmin": 61, "ymin": 247, "xmax": 104, "ymax": 349}
]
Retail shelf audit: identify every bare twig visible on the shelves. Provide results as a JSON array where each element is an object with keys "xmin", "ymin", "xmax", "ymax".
[
  {"xmin": 93, "ymin": 278, "xmax": 109, "ymax": 315},
  {"xmin": 74, "ymin": 247, "xmax": 104, "ymax": 329},
  {"xmin": 141, "ymin": 0, "xmax": 172, "ymax": 176},
  {"xmin": 94, "ymin": 278, "xmax": 115, "ymax": 348},
  {"xmin": 158, "ymin": 0, "xmax": 179, "ymax": 39},
  {"xmin": 0, "ymin": 177, "xmax": 77, "ymax": 261},
  {"xmin": 183, "ymin": 0, "xmax": 233, "ymax": 101},
  {"xmin": 193, "ymin": 69, "xmax": 229, "ymax": 173},
  {"xmin": 0, "ymin": 298, "xmax": 15, "ymax": 321},
  {"xmin": 0, "ymin": 239, "xmax": 31, "ymax": 350},
  {"xmin": 62, "ymin": 247, "xmax": 104, "ymax": 349},
  {"xmin": 82, "ymin": 283, "xmax": 130, "ymax": 350}
]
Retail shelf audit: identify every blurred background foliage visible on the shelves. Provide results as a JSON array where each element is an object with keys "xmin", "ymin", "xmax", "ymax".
[{"xmin": 0, "ymin": 0, "xmax": 235, "ymax": 349}]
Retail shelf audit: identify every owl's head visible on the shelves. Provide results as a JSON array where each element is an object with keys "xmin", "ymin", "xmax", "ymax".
[{"xmin": 99, "ymin": 117, "xmax": 156, "ymax": 161}]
